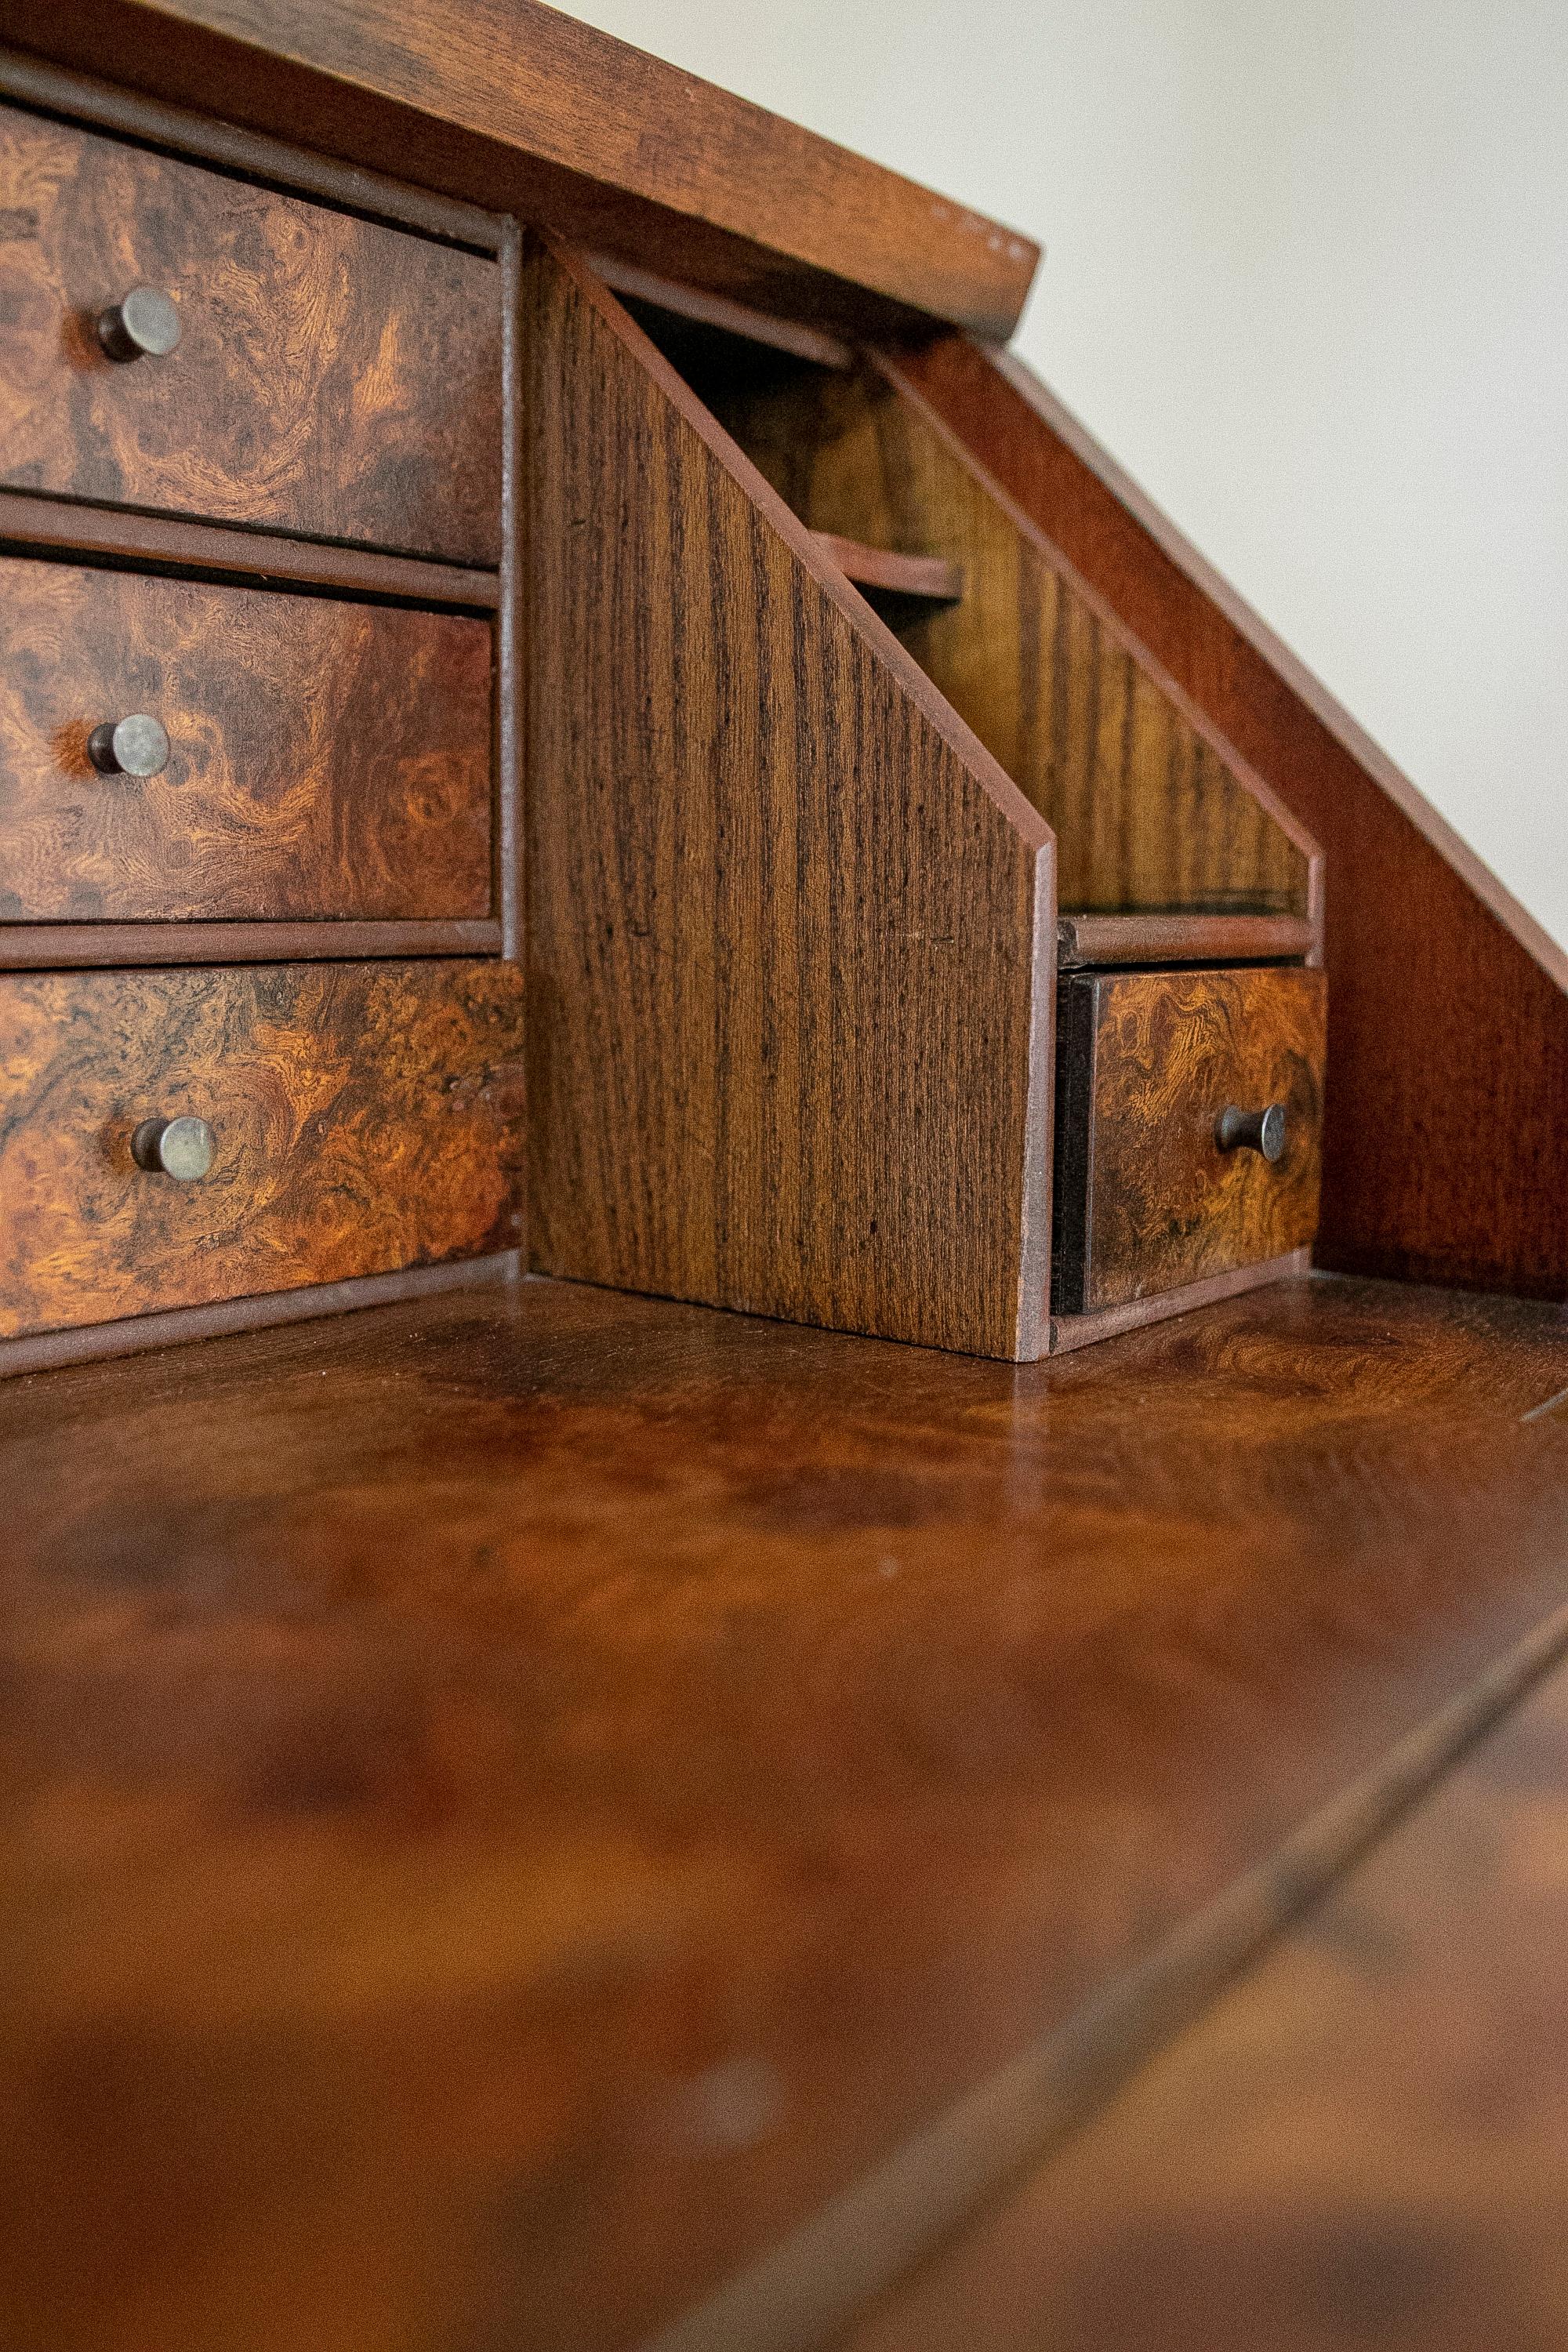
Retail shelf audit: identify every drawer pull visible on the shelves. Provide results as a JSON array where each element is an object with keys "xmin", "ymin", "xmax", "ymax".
[
  {"xmin": 96, "ymin": 285, "xmax": 183, "ymax": 363},
  {"xmin": 1216, "ymin": 1102, "xmax": 1287, "ymax": 1162},
  {"xmin": 131, "ymin": 1116, "xmax": 216, "ymax": 1182},
  {"xmin": 87, "ymin": 715, "xmax": 171, "ymax": 779}
]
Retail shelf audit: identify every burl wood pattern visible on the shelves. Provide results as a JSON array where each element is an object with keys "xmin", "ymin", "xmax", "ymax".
[
  {"xmin": 0, "ymin": 557, "xmax": 492, "ymax": 920},
  {"xmin": 1054, "ymin": 965, "xmax": 1326, "ymax": 1313},
  {"xmin": 852, "ymin": 1635, "xmax": 1568, "ymax": 2352},
  {"xmin": 0, "ymin": 103, "xmax": 502, "ymax": 564},
  {"xmin": 0, "ymin": 960, "xmax": 525, "ymax": 1338},
  {"xmin": 898, "ymin": 334, "xmax": 1568, "ymax": 1307},
  {"xmin": 525, "ymin": 244, "xmax": 1053, "ymax": 1360},
  {"xmin": 636, "ymin": 308, "xmax": 1311, "ymax": 919},
  {"xmin": 4, "ymin": 1273, "xmax": 1568, "ymax": 2352}
]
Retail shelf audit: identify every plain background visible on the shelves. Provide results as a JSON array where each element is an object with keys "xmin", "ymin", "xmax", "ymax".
[{"xmin": 557, "ymin": 0, "xmax": 1568, "ymax": 949}]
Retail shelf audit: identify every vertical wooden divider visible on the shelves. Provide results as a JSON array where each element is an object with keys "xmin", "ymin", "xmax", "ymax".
[{"xmin": 523, "ymin": 240, "xmax": 1056, "ymax": 1359}]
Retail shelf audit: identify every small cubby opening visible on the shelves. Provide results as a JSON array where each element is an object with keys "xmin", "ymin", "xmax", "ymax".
[{"xmin": 626, "ymin": 294, "xmax": 1312, "ymax": 928}]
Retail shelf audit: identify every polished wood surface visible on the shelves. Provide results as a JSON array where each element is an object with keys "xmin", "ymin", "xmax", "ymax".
[
  {"xmin": 0, "ymin": 99, "xmax": 502, "ymax": 563},
  {"xmin": 0, "ymin": 920, "xmax": 501, "ymax": 968},
  {"xmin": 525, "ymin": 244, "xmax": 1054, "ymax": 1360},
  {"xmin": 1049, "ymin": 1243, "xmax": 1311, "ymax": 1354},
  {"xmin": 1055, "ymin": 910, "xmax": 1316, "ymax": 968},
  {"xmin": 0, "ymin": 557, "xmax": 492, "ymax": 920},
  {"xmin": 850, "ymin": 1635, "xmax": 1568, "ymax": 2352},
  {"xmin": 896, "ymin": 334, "xmax": 1568, "ymax": 1307},
  {"xmin": 635, "ymin": 316, "xmax": 1315, "ymax": 923},
  {"xmin": 0, "ymin": 959, "xmax": 525, "ymax": 1337},
  {"xmin": 3, "ymin": 1272, "xmax": 1568, "ymax": 2351},
  {"xmin": 0, "ymin": 1, "xmax": 1039, "ymax": 342},
  {"xmin": 1054, "ymin": 966, "xmax": 1326, "ymax": 1312}
]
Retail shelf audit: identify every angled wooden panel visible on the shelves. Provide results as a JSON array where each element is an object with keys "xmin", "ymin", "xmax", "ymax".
[
  {"xmin": 898, "ymin": 333, "xmax": 1568, "ymax": 1306},
  {"xmin": 523, "ymin": 244, "xmax": 1053, "ymax": 1360},
  {"xmin": 650, "ymin": 327, "xmax": 1316, "ymax": 923}
]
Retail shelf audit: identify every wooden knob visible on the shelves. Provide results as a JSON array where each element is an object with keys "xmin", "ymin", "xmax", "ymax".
[
  {"xmin": 96, "ymin": 285, "xmax": 182, "ymax": 362},
  {"xmin": 88, "ymin": 715, "xmax": 170, "ymax": 779},
  {"xmin": 131, "ymin": 1116, "xmax": 216, "ymax": 1181},
  {"xmin": 1216, "ymin": 1103, "xmax": 1287, "ymax": 1162}
]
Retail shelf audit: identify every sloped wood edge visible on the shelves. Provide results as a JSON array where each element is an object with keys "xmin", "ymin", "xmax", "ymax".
[
  {"xmin": 524, "ymin": 244, "xmax": 1057, "ymax": 1359},
  {"xmin": 898, "ymin": 333, "xmax": 1568, "ymax": 1304}
]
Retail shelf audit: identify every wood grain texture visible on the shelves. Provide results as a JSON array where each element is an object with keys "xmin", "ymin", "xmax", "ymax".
[
  {"xmin": 0, "ymin": 920, "xmax": 501, "ymax": 967},
  {"xmin": 0, "ymin": 2, "xmax": 1039, "ymax": 342},
  {"xmin": 1056, "ymin": 910, "xmax": 1316, "ymax": 968},
  {"xmin": 0, "ymin": 100, "xmax": 502, "ymax": 562},
  {"xmin": 0, "ymin": 959, "xmax": 525, "ymax": 1337},
  {"xmin": 632, "ymin": 308, "xmax": 1314, "ymax": 921},
  {"xmin": 3, "ymin": 1272, "xmax": 1568, "ymax": 2352},
  {"xmin": 896, "ymin": 333, "xmax": 1568, "ymax": 1306},
  {"xmin": 1054, "ymin": 966, "xmax": 1326, "ymax": 1314},
  {"xmin": 525, "ymin": 244, "xmax": 1054, "ymax": 1360},
  {"xmin": 848, "ymin": 1635, "xmax": 1568, "ymax": 2352},
  {"xmin": 0, "ymin": 557, "xmax": 492, "ymax": 920}
]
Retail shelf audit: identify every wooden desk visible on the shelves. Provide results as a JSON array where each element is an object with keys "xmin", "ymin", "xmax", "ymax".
[{"xmin": 5, "ymin": 1270, "xmax": 1568, "ymax": 2350}]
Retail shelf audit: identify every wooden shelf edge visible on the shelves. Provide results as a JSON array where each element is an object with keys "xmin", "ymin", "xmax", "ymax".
[
  {"xmin": 1049, "ymin": 1250, "xmax": 1313, "ymax": 1355},
  {"xmin": 812, "ymin": 532, "xmax": 965, "ymax": 604},
  {"xmin": 0, "ymin": 921, "xmax": 503, "ymax": 968},
  {"xmin": 1056, "ymin": 912, "xmax": 1316, "ymax": 968}
]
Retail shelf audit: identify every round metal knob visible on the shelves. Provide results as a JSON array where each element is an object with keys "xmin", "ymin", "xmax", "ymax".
[
  {"xmin": 88, "ymin": 715, "xmax": 171, "ymax": 779},
  {"xmin": 131, "ymin": 1116, "xmax": 216, "ymax": 1181},
  {"xmin": 96, "ymin": 285, "xmax": 182, "ymax": 362},
  {"xmin": 1216, "ymin": 1102, "xmax": 1288, "ymax": 1162}
]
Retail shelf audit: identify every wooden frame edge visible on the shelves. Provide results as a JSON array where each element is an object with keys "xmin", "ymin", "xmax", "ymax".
[{"xmin": 1047, "ymin": 1248, "xmax": 1313, "ymax": 1355}]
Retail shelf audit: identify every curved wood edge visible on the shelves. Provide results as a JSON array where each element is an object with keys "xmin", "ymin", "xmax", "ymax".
[
  {"xmin": 0, "ymin": 0, "xmax": 1040, "ymax": 341},
  {"xmin": 813, "ymin": 533, "xmax": 966, "ymax": 605},
  {"xmin": 897, "ymin": 332, "xmax": 1568, "ymax": 1302},
  {"xmin": 876, "ymin": 349, "xmax": 1325, "ymax": 950}
]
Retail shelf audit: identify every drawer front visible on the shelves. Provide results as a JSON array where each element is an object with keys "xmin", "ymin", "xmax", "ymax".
[
  {"xmin": 0, "ymin": 962, "xmax": 525, "ymax": 1338},
  {"xmin": 0, "ymin": 558, "xmax": 492, "ymax": 921},
  {"xmin": 1054, "ymin": 965, "xmax": 1326, "ymax": 1314},
  {"xmin": 0, "ymin": 105, "xmax": 501, "ymax": 564}
]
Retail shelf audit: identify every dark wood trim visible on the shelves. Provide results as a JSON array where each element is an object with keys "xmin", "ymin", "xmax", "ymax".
[
  {"xmin": 0, "ymin": 490, "xmax": 500, "ymax": 608},
  {"xmin": 813, "ymin": 534, "xmax": 965, "ymax": 604},
  {"xmin": 0, "ymin": 43, "xmax": 503, "ymax": 249},
  {"xmin": 0, "ymin": 4, "xmax": 1037, "ymax": 342},
  {"xmin": 1048, "ymin": 1248, "xmax": 1312, "ymax": 1354},
  {"xmin": 1055, "ymin": 913, "xmax": 1316, "ymax": 968},
  {"xmin": 0, "ymin": 922, "xmax": 503, "ymax": 969},
  {"xmin": 591, "ymin": 253, "xmax": 855, "ymax": 369},
  {"xmin": 0, "ymin": 1253, "xmax": 522, "ymax": 1380},
  {"xmin": 497, "ymin": 221, "xmax": 523, "ymax": 966},
  {"xmin": 896, "ymin": 333, "xmax": 1568, "ymax": 1303}
]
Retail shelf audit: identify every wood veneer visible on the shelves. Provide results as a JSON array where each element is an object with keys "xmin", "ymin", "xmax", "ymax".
[
  {"xmin": 524, "ymin": 241, "xmax": 1054, "ymax": 1360},
  {"xmin": 0, "ymin": 557, "xmax": 492, "ymax": 920},
  {"xmin": 0, "ymin": 98, "xmax": 503, "ymax": 564},
  {"xmin": 0, "ymin": 958, "xmax": 525, "ymax": 1337},
  {"xmin": 1054, "ymin": 965, "xmax": 1326, "ymax": 1313},
  {"xmin": 896, "ymin": 335, "xmax": 1568, "ymax": 1307},
  {"xmin": 3, "ymin": 1272, "xmax": 1568, "ymax": 2352}
]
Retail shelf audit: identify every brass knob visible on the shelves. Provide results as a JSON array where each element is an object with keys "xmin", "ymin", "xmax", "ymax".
[
  {"xmin": 88, "ymin": 715, "xmax": 170, "ymax": 779},
  {"xmin": 131, "ymin": 1116, "xmax": 216, "ymax": 1181},
  {"xmin": 96, "ymin": 285, "xmax": 182, "ymax": 362},
  {"xmin": 1216, "ymin": 1102, "xmax": 1287, "ymax": 1161}
]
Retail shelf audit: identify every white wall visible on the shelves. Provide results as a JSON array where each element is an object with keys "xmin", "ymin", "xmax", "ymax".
[{"xmin": 558, "ymin": 0, "xmax": 1568, "ymax": 949}]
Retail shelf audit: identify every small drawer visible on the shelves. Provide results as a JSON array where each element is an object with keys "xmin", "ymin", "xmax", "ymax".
[
  {"xmin": 1053, "ymin": 964, "xmax": 1326, "ymax": 1315},
  {"xmin": 0, "ymin": 103, "xmax": 501, "ymax": 564},
  {"xmin": 0, "ymin": 961, "xmax": 525, "ymax": 1339},
  {"xmin": 0, "ymin": 557, "xmax": 492, "ymax": 921}
]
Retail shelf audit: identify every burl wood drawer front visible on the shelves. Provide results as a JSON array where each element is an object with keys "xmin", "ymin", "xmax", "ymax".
[
  {"xmin": 1054, "ymin": 965, "xmax": 1326, "ymax": 1314},
  {"xmin": 0, "ymin": 558, "xmax": 492, "ymax": 921},
  {"xmin": 0, "ymin": 962, "xmax": 525, "ymax": 1339},
  {"xmin": 0, "ymin": 105, "xmax": 501, "ymax": 564}
]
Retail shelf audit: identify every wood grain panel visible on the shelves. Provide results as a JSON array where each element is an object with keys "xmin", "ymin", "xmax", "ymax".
[
  {"xmin": 524, "ymin": 243, "xmax": 1054, "ymax": 1360},
  {"xmin": 1054, "ymin": 965, "xmax": 1325, "ymax": 1312},
  {"xmin": 0, "ymin": 5, "xmax": 1039, "ymax": 342},
  {"xmin": 2, "ymin": 1273, "xmax": 1568, "ymax": 2352},
  {"xmin": 896, "ymin": 332, "xmax": 1568, "ymax": 1306},
  {"xmin": 848, "ymin": 1635, "xmax": 1568, "ymax": 2352},
  {"xmin": 0, "ymin": 558, "xmax": 492, "ymax": 920},
  {"xmin": 0, "ymin": 959, "xmax": 525, "ymax": 1337},
  {"xmin": 0, "ymin": 100, "xmax": 502, "ymax": 562},
  {"xmin": 636, "ymin": 313, "xmax": 1313, "ymax": 920}
]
